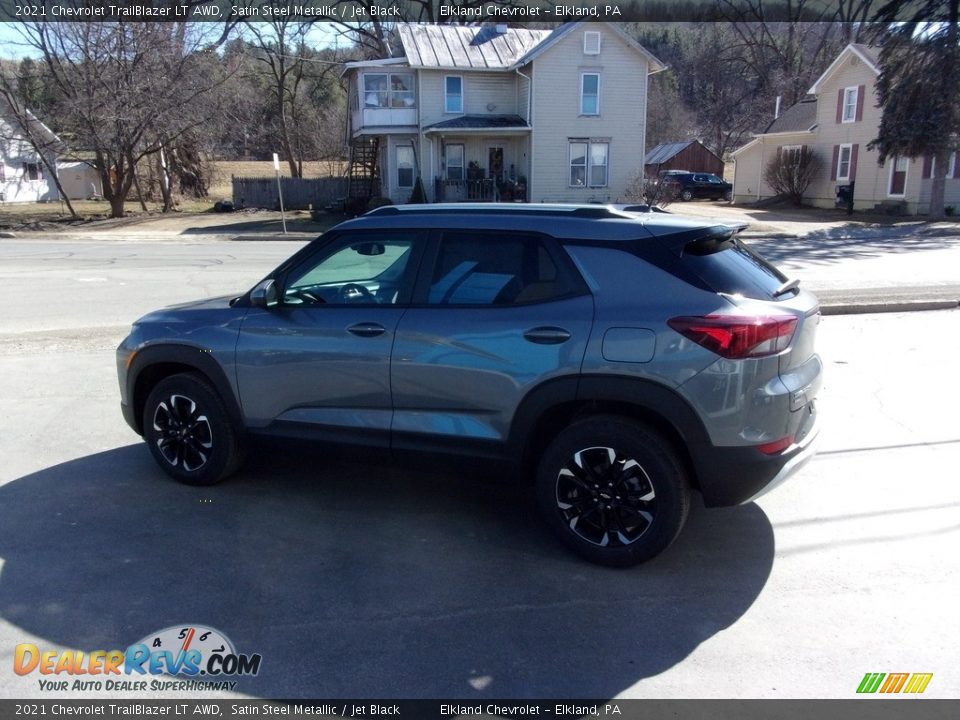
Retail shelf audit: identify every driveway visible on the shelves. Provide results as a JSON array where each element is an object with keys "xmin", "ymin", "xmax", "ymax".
[{"xmin": 0, "ymin": 237, "xmax": 957, "ymax": 700}]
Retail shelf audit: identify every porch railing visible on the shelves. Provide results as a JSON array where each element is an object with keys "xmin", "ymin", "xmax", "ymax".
[{"xmin": 435, "ymin": 178, "xmax": 497, "ymax": 202}]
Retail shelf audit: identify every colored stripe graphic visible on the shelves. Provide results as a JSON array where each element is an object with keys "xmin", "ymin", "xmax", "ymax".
[
  {"xmin": 904, "ymin": 673, "xmax": 933, "ymax": 694},
  {"xmin": 857, "ymin": 672, "xmax": 933, "ymax": 694},
  {"xmin": 857, "ymin": 673, "xmax": 885, "ymax": 693},
  {"xmin": 880, "ymin": 673, "xmax": 909, "ymax": 693}
]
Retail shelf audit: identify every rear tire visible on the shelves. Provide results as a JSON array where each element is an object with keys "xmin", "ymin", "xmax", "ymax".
[
  {"xmin": 143, "ymin": 373, "xmax": 243, "ymax": 486},
  {"xmin": 535, "ymin": 416, "xmax": 690, "ymax": 567},
  {"xmin": 680, "ymin": 189, "xmax": 694, "ymax": 201}
]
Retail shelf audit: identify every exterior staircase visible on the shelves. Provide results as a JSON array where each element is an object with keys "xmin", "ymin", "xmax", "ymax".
[{"xmin": 345, "ymin": 137, "xmax": 381, "ymax": 214}]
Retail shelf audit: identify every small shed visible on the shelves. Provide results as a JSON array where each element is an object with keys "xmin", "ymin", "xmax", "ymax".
[
  {"xmin": 57, "ymin": 160, "xmax": 102, "ymax": 200},
  {"xmin": 644, "ymin": 140, "xmax": 724, "ymax": 177}
]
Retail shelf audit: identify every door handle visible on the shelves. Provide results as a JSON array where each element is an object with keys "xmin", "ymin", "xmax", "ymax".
[
  {"xmin": 523, "ymin": 326, "xmax": 571, "ymax": 344},
  {"xmin": 346, "ymin": 322, "xmax": 386, "ymax": 338}
]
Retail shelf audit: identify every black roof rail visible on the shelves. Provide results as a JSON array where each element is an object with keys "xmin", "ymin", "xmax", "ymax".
[{"xmin": 364, "ymin": 204, "xmax": 632, "ymax": 220}]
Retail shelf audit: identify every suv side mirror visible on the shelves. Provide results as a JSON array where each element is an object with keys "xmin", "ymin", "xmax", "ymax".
[{"xmin": 250, "ymin": 279, "xmax": 278, "ymax": 309}]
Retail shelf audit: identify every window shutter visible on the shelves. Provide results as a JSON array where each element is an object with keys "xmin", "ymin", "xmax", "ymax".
[
  {"xmin": 922, "ymin": 156, "xmax": 932, "ymax": 178},
  {"xmin": 836, "ymin": 89, "xmax": 844, "ymax": 124},
  {"xmin": 830, "ymin": 145, "xmax": 840, "ymax": 180},
  {"xmin": 850, "ymin": 144, "xmax": 859, "ymax": 179},
  {"xmin": 955, "ymin": 152, "xmax": 960, "ymax": 179},
  {"xmin": 855, "ymin": 85, "xmax": 865, "ymax": 121}
]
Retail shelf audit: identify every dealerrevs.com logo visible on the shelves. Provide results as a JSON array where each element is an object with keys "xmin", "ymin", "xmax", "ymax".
[{"xmin": 14, "ymin": 625, "xmax": 262, "ymax": 693}]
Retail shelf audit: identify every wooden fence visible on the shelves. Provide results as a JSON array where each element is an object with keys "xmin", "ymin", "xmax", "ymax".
[{"xmin": 232, "ymin": 176, "xmax": 349, "ymax": 210}]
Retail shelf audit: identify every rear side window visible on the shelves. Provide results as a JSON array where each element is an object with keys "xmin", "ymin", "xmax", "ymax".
[
  {"xmin": 680, "ymin": 237, "xmax": 789, "ymax": 300},
  {"xmin": 428, "ymin": 232, "xmax": 583, "ymax": 306}
]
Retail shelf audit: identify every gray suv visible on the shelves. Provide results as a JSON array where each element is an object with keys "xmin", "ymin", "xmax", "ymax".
[{"xmin": 117, "ymin": 204, "xmax": 821, "ymax": 566}]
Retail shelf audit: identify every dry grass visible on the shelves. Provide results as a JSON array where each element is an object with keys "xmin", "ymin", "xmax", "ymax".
[{"xmin": 0, "ymin": 159, "xmax": 348, "ymax": 227}]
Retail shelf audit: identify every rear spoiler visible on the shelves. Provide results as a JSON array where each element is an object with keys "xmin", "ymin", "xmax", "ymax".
[{"xmin": 657, "ymin": 224, "xmax": 750, "ymax": 257}]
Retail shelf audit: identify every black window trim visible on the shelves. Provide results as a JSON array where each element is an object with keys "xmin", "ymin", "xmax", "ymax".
[
  {"xmin": 271, "ymin": 229, "xmax": 429, "ymax": 309},
  {"xmin": 407, "ymin": 229, "xmax": 591, "ymax": 308}
]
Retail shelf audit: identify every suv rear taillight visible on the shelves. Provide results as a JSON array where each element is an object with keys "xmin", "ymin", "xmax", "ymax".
[{"xmin": 667, "ymin": 315, "xmax": 798, "ymax": 359}]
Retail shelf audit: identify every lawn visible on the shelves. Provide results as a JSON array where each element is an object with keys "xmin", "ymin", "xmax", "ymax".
[{"xmin": 0, "ymin": 160, "xmax": 348, "ymax": 229}]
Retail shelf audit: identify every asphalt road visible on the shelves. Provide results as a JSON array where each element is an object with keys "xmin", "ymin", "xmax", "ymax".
[{"xmin": 0, "ymin": 237, "xmax": 958, "ymax": 700}]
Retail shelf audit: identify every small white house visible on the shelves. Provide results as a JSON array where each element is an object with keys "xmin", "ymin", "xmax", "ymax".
[{"xmin": 0, "ymin": 97, "xmax": 61, "ymax": 204}]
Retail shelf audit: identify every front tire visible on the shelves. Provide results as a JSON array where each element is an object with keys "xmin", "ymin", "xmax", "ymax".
[
  {"xmin": 143, "ymin": 373, "xmax": 242, "ymax": 486},
  {"xmin": 535, "ymin": 416, "xmax": 690, "ymax": 567}
]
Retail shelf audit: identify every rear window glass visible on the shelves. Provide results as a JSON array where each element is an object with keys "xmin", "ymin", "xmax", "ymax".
[{"xmin": 680, "ymin": 238, "xmax": 789, "ymax": 300}]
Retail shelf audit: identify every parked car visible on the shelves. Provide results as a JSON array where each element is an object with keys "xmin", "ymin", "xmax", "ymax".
[
  {"xmin": 117, "ymin": 204, "xmax": 821, "ymax": 567},
  {"xmin": 660, "ymin": 171, "xmax": 733, "ymax": 202}
]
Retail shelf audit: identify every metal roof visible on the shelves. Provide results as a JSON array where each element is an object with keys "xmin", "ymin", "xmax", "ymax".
[
  {"xmin": 423, "ymin": 114, "xmax": 529, "ymax": 131},
  {"xmin": 397, "ymin": 24, "xmax": 552, "ymax": 70},
  {"xmin": 644, "ymin": 141, "xmax": 695, "ymax": 165}
]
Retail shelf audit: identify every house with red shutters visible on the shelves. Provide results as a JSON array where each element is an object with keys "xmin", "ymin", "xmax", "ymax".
[{"xmin": 731, "ymin": 43, "xmax": 960, "ymax": 215}]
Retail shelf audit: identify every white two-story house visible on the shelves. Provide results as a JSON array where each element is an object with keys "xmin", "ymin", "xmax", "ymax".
[{"xmin": 341, "ymin": 22, "xmax": 664, "ymax": 205}]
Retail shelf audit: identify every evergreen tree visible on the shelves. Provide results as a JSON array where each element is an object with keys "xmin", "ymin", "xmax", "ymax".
[{"xmin": 868, "ymin": 1, "xmax": 960, "ymax": 217}]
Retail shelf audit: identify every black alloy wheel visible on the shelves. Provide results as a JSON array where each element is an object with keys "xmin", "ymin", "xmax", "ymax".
[
  {"xmin": 143, "ymin": 373, "xmax": 242, "ymax": 486},
  {"xmin": 536, "ymin": 416, "xmax": 690, "ymax": 567}
]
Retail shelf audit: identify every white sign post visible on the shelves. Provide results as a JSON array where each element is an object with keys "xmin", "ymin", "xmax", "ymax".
[{"xmin": 273, "ymin": 153, "xmax": 287, "ymax": 235}]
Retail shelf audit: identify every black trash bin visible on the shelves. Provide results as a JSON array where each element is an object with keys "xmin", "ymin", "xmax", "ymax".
[{"xmin": 836, "ymin": 182, "xmax": 855, "ymax": 215}]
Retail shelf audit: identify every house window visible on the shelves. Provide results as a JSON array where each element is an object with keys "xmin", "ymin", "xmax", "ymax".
[
  {"xmin": 23, "ymin": 162, "xmax": 42, "ymax": 181},
  {"xmin": 930, "ymin": 154, "xmax": 959, "ymax": 178},
  {"xmin": 589, "ymin": 142, "xmax": 609, "ymax": 186},
  {"xmin": 389, "ymin": 74, "xmax": 415, "ymax": 108},
  {"xmin": 580, "ymin": 73, "xmax": 600, "ymax": 115},
  {"xmin": 569, "ymin": 140, "xmax": 609, "ymax": 188},
  {"xmin": 583, "ymin": 31, "xmax": 601, "ymax": 55},
  {"xmin": 569, "ymin": 142, "xmax": 587, "ymax": 186},
  {"xmin": 363, "ymin": 74, "xmax": 388, "ymax": 108},
  {"xmin": 782, "ymin": 145, "xmax": 803, "ymax": 165},
  {"xmin": 445, "ymin": 76, "xmax": 463, "ymax": 114},
  {"xmin": 888, "ymin": 156, "xmax": 908, "ymax": 196},
  {"xmin": 837, "ymin": 144, "xmax": 853, "ymax": 181},
  {"xmin": 445, "ymin": 144, "xmax": 464, "ymax": 181},
  {"xmin": 842, "ymin": 86, "xmax": 858, "ymax": 123},
  {"xmin": 364, "ymin": 73, "xmax": 415, "ymax": 108},
  {"xmin": 397, "ymin": 145, "xmax": 414, "ymax": 188}
]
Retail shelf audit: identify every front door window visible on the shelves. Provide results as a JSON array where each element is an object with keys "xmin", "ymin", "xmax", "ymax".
[{"xmin": 488, "ymin": 147, "xmax": 504, "ymax": 183}]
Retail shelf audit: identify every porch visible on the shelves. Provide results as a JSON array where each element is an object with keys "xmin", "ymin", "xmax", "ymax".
[
  {"xmin": 423, "ymin": 115, "xmax": 531, "ymax": 203},
  {"xmin": 434, "ymin": 177, "xmax": 527, "ymax": 202}
]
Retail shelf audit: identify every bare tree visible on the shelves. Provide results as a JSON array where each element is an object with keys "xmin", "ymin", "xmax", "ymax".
[
  {"xmin": 13, "ymin": 21, "xmax": 229, "ymax": 218},
  {"xmin": 624, "ymin": 170, "xmax": 676, "ymax": 209},
  {"xmin": 242, "ymin": 20, "xmax": 345, "ymax": 178},
  {"xmin": 763, "ymin": 146, "xmax": 821, "ymax": 206}
]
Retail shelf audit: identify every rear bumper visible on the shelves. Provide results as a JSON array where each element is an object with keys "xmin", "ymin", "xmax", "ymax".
[{"xmin": 693, "ymin": 403, "xmax": 820, "ymax": 507}]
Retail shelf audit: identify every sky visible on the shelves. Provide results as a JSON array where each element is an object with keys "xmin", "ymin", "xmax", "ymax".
[{"xmin": 0, "ymin": 20, "xmax": 344, "ymax": 62}]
